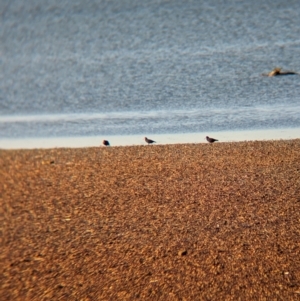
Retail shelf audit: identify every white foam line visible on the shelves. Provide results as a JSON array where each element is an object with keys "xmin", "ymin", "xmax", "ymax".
[{"xmin": 1, "ymin": 104, "xmax": 300, "ymax": 123}]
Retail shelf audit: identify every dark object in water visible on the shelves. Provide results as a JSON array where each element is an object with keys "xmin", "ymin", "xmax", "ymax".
[
  {"xmin": 103, "ymin": 140, "xmax": 110, "ymax": 146},
  {"xmin": 262, "ymin": 67, "xmax": 298, "ymax": 77},
  {"xmin": 145, "ymin": 137, "xmax": 156, "ymax": 144},
  {"xmin": 206, "ymin": 136, "xmax": 218, "ymax": 143}
]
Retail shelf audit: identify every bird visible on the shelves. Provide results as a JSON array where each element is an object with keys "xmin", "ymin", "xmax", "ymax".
[
  {"xmin": 145, "ymin": 137, "xmax": 156, "ymax": 144},
  {"xmin": 262, "ymin": 67, "xmax": 298, "ymax": 77},
  {"xmin": 102, "ymin": 140, "xmax": 110, "ymax": 146},
  {"xmin": 206, "ymin": 136, "xmax": 218, "ymax": 143}
]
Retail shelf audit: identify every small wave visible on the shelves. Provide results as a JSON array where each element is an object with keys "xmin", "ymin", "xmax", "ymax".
[{"xmin": 0, "ymin": 104, "xmax": 300, "ymax": 124}]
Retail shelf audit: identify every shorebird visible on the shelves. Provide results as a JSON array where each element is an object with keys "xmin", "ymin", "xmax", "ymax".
[
  {"xmin": 206, "ymin": 136, "xmax": 218, "ymax": 143},
  {"xmin": 145, "ymin": 137, "xmax": 156, "ymax": 144},
  {"xmin": 103, "ymin": 140, "xmax": 110, "ymax": 146},
  {"xmin": 262, "ymin": 67, "xmax": 298, "ymax": 77}
]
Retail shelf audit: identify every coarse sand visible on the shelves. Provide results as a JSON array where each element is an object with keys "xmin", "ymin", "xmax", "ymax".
[{"xmin": 1, "ymin": 140, "xmax": 300, "ymax": 300}]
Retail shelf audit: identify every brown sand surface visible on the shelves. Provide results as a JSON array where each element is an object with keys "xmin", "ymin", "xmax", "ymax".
[{"xmin": 1, "ymin": 140, "xmax": 300, "ymax": 300}]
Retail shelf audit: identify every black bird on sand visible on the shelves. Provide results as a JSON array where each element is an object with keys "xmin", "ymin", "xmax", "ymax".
[
  {"xmin": 103, "ymin": 140, "xmax": 110, "ymax": 146},
  {"xmin": 145, "ymin": 137, "xmax": 156, "ymax": 144},
  {"xmin": 206, "ymin": 136, "xmax": 218, "ymax": 143}
]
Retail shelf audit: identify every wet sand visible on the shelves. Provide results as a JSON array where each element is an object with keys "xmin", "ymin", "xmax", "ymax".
[
  {"xmin": 1, "ymin": 127, "xmax": 300, "ymax": 149},
  {"xmin": 1, "ymin": 140, "xmax": 300, "ymax": 300}
]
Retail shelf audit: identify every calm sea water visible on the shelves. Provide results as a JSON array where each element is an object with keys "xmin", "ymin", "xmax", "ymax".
[{"xmin": 1, "ymin": 0, "xmax": 300, "ymax": 144}]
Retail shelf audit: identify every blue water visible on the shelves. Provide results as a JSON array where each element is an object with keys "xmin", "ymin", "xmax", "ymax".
[{"xmin": 1, "ymin": 0, "xmax": 300, "ymax": 140}]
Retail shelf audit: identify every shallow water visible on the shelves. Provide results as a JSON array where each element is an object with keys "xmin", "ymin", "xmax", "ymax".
[{"xmin": 1, "ymin": 0, "xmax": 300, "ymax": 145}]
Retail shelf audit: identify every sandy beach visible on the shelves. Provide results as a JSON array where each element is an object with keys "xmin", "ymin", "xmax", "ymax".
[{"xmin": 1, "ymin": 140, "xmax": 300, "ymax": 300}]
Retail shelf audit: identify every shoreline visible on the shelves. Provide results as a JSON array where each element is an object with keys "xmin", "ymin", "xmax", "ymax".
[
  {"xmin": 1, "ymin": 127, "xmax": 300, "ymax": 149},
  {"xmin": 2, "ymin": 140, "xmax": 300, "ymax": 300}
]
